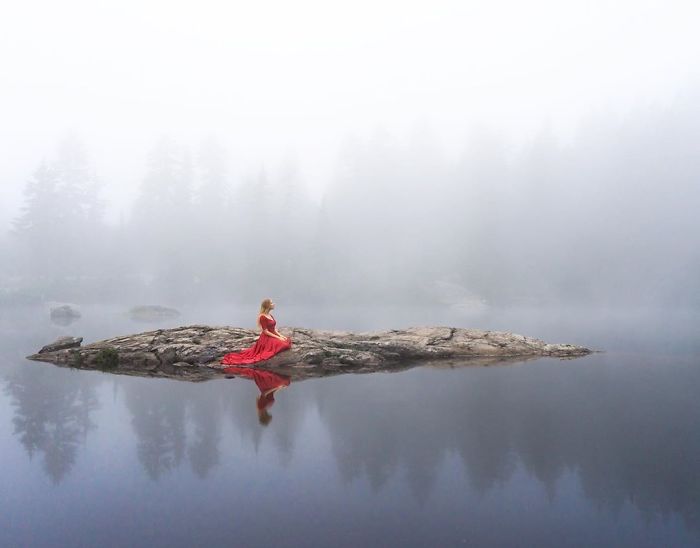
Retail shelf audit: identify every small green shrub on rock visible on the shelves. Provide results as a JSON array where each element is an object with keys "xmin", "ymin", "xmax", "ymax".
[
  {"xmin": 72, "ymin": 351, "xmax": 84, "ymax": 368},
  {"xmin": 94, "ymin": 348, "xmax": 119, "ymax": 370}
]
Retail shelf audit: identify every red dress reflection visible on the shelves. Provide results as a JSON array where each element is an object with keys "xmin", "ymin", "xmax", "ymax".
[
  {"xmin": 220, "ymin": 314, "xmax": 292, "ymax": 365},
  {"xmin": 223, "ymin": 366, "xmax": 291, "ymax": 423}
]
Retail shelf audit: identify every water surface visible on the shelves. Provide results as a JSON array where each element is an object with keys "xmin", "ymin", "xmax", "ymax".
[{"xmin": 1, "ymin": 304, "xmax": 698, "ymax": 547}]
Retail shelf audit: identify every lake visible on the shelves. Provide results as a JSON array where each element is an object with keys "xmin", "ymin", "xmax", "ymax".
[{"xmin": 1, "ymin": 303, "xmax": 698, "ymax": 547}]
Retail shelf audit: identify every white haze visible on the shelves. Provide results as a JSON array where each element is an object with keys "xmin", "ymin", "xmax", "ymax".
[{"xmin": 1, "ymin": 0, "xmax": 699, "ymax": 309}]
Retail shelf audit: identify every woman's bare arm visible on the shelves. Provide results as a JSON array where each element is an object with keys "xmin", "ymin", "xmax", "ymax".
[{"xmin": 262, "ymin": 326, "xmax": 285, "ymax": 340}]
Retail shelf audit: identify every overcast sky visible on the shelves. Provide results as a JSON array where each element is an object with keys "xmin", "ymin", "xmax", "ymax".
[{"xmin": 1, "ymin": 0, "xmax": 699, "ymax": 226}]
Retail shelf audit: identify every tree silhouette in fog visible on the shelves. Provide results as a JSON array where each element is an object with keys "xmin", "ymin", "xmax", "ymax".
[
  {"xmin": 11, "ymin": 134, "xmax": 105, "ymax": 285},
  {"xmin": 3, "ymin": 82, "xmax": 700, "ymax": 307},
  {"xmin": 227, "ymin": 165, "xmax": 284, "ymax": 299},
  {"xmin": 189, "ymin": 135, "xmax": 233, "ymax": 297},
  {"xmin": 267, "ymin": 154, "xmax": 318, "ymax": 302},
  {"xmin": 12, "ymin": 161, "xmax": 62, "ymax": 277},
  {"xmin": 53, "ymin": 134, "xmax": 105, "ymax": 231},
  {"xmin": 195, "ymin": 135, "xmax": 230, "ymax": 216},
  {"xmin": 130, "ymin": 136, "xmax": 196, "ymax": 302}
]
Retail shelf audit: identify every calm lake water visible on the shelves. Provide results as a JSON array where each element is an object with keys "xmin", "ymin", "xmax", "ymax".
[{"xmin": 1, "ymin": 303, "xmax": 698, "ymax": 547}]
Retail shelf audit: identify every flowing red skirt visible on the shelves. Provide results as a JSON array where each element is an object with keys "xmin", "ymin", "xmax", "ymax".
[{"xmin": 220, "ymin": 332, "xmax": 293, "ymax": 365}]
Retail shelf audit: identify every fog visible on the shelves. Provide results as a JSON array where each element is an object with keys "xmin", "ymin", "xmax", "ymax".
[{"xmin": 1, "ymin": 0, "xmax": 699, "ymax": 309}]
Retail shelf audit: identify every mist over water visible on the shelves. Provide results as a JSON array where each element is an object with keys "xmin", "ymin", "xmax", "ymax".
[
  {"xmin": 1, "ymin": 1, "xmax": 700, "ymax": 546},
  {"xmin": 2, "ymin": 91, "xmax": 700, "ymax": 310},
  {"xmin": 1, "ymin": 1, "xmax": 699, "ymax": 311}
]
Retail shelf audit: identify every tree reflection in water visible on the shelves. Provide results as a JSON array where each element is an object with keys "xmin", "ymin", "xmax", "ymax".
[
  {"xmin": 123, "ymin": 379, "xmax": 225, "ymax": 481},
  {"xmin": 4, "ymin": 364, "xmax": 99, "ymax": 484},
  {"xmin": 5, "ymin": 352, "xmax": 699, "ymax": 537},
  {"xmin": 121, "ymin": 368, "xmax": 297, "ymax": 482},
  {"xmin": 312, "ymin": 355, "xmax": 700, "ymax": 532},
  {"xmin": 125, "ymin": 380, "xmax": 188, "ymax": 481},
  {"xmin": 187, "ymin": 388, "xmax": 222, "ymax": 479}
]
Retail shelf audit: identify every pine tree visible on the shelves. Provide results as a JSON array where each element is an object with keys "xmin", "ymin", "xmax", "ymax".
[
  {"xmin": 191, "ymin": 136, "xmax": 231, "ymax": 295},
  {"xmin": 12, "ymin": 161, "xmax": 62, "ymax": 275},
  {"xmin": 130, "ymin": 136, "xmax": 195, "ymax": 302},
  {"xmin": 52, "ymin": 134, "xmax": 106, "ymax": 279},
  {"xmin": 54, "ymin": 134, "xmax": 104, "ymax": 233}
]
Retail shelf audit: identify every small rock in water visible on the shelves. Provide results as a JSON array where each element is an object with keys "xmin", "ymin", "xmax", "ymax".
[
  {"xmin": 49, "ymin": 304, "xmax": 82, "ymax": 326},
  {"xmin": 50, "ymin": 304, "xmax": 81, "ymax": 318},
  {"xmin": 38, "ymin": 336, "xmax": 83, "ymax": 353},
  {"xmin": 129, "ymin": 305, "xmax": 180, "ymax": 322}
]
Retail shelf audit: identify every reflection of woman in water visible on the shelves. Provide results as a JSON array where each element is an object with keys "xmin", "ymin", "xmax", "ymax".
[
  {"xmin": 224, "ymin": 366, "xmax": 291, "ymax": 425},
  {"xmin": 220, "ymin": 298, "xmax": 293, "ymax": 366}
]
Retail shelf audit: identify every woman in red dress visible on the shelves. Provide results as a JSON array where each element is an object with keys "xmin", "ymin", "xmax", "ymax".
[{"xmin": 220, "ymin": 298, "xmax": 293, "ymax": 366}]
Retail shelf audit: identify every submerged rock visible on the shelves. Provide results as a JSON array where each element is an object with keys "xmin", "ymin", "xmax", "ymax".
[
  {"xmin": 129, "ymin": 305, "xmax": 180, "ymax": 322},
  {"xmin": 49, "ymin": 304, "xmax": 81, "ymax": 325},
  {"xmin": 26, "ymin": 325, "xmax": 595, "ymax": 382}
]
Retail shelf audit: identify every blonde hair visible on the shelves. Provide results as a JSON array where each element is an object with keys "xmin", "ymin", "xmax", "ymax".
[
  {"xmin": 257, "ymin": 406, "xmax": 272, "ymax": 426},
  {"xmin": 257, "ymin": 298, "xmax": 273, "ymax": 331}
]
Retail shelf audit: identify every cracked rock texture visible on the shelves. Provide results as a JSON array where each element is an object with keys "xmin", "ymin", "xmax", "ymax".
[{"xmin": 26, "ymin": 325, "xmax": 594, "ymax": 382}]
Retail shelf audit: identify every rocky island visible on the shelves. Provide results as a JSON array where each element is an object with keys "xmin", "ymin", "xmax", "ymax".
[{"xmin": 27, "ymin": 325, "xmax": 595, "ymax": 382}]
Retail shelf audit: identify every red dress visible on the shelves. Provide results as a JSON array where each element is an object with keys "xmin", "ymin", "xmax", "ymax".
[{"xmin": 220, "ymin": 314, "xmax": 293, "ymax": 365}]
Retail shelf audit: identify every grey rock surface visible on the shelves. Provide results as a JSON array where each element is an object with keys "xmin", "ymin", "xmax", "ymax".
[
  {"xmin": 38, "ymin": 336, "xmax": 84, "ymax": 353},
  {"xmin": 27, "ymin": 325, "xmax": 594, "ymax": 382}
]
